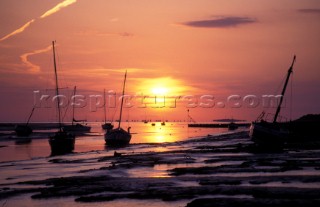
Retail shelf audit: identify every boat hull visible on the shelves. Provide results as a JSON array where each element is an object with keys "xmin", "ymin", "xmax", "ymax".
[
  {"xmin": 101, "ymin": 123, "xmax": 114, "ymax": 130},
  {"xmin": 250, "ymin": 122, "xmax": 288, "ymax": 148},
  {"xmin": 228, "ymin": 122, "xmax": 238, "ymax": 130},
  {"xmin": 104, "ymin": 128, "xmax": 131, "ymax": 147},
  {"xmin": 49, "ymin": 131, "xmax": 75, "ymax": 155},
  {"xmin": 62, "ymin": 124, "xmax": 91, "ymax": 132},
  {"xmin": 15, "ymin": 125, "xmax": 33, "ymax": 137}
]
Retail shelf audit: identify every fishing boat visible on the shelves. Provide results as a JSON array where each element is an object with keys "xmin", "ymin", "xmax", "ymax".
[
  {"xmin": 63, "ymin": 86, "xmax": 91, "ymax": 133},
  {"xmin": 250, "ymin": 55, "xmax": 296, "ymax": 148},
  {"xmin": 15, "ymin": 106, "xmax": 35, "ymax": 137},
  {"xmin": 104, "ymin": 70, "xmax": 131, "ymax": 147},
  {"xmin": 101, "ymin": 89, "xmax": 114, "ymax": 130},
  {"xmin": 228, "ymin": 122, "xmax": 238, "ymax": 130},
  {"xmin": 48, "ymin": 41, "xmax": 75, "ymax": 155}
]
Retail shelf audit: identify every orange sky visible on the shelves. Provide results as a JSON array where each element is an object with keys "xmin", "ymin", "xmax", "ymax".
[{"xmin": 0, "ymin": 0, "xmax": 320, "ymax": 122}]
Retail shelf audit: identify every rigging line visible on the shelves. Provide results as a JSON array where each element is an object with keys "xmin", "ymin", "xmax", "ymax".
[
  {"xmin": 127, "ymin": 107, "xmax": 130, "ymax": 128},
  {"xmin": 110, "ymin": 92, "xmax": 119, "ymax": 124},
  {"xmin": 61, "ymin": 87, "xmax": 72, "ymax": 122},
  {"xmin": 55, "ymin": 44, "xmax": 71, "ymax": 94},
  {"xmin": 290, "ymin": 71, "xmax": 293, "ymax": 121}
]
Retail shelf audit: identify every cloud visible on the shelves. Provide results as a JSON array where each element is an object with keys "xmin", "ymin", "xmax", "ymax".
[
  {"xmin": 0, "ymin": 0, "xmax": 77, "ymax": 42},
  {"xmin": 0, "ymin": 19, "xmax": 35, "ymax": 42},
  {"xmin": 20, "ymin": 45, "xmax": 52, "ymax": 73},
  {"xmin": 181, "ymin": 16, "xmax": 256, "ymax": 28},
  {"xmin": 40, "ymin": 0, "xmax": 77, "ymax": 19},
  {"xmin": 119, "ymin": 32, "xmax": 134, "ymax": 37},
  {"xmin": 76, "ymin": 30, "xmax": 134, "ymax": 38},
  {"xmin": 298, "ymin": 9, "xmax": 320, "ymax": 14}
]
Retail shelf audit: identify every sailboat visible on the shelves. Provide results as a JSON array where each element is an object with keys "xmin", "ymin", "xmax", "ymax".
[
  {"xmin": 228, "ymin": 117, "xmax": 238, "ymax": 130},
  {"xmin": 101, "ymin": 89, "xmax": 114, "ymax": 130},
  {"xmin": 63, "ymin": 86, "xmax": 91, "ymax": 133},
  {"xmin": 48, "ymin": 41, "xmax": 75, "ymax": 155},
  {"xmin": 104, "ymin": 70, "xmax": 131, "ymax": 147},
  {"xmin": 250, "ymin": 55, "xmax": 296, "ymax": 148},
  {"xmin": 228, "ymin": 122, "xmax": 238, "ymax": 130},
  {"xmin": 15, "ymin": 106, "xmax": 35, "ymax": 136}
]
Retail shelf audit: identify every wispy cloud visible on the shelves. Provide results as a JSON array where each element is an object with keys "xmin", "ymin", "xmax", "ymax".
[
  {"xmin": 181, "ymin": 16, "xmax": 256, "ymax": 28},
  {"xmin": 0, "ymin": 19, "xmax": 35, "ymax": 42},
  {"xmin": 75, "ymin": 30, "xmax": 134, "ymax": 38},
  {"xmin": 119, "ymin": 32, "xmax": 134, "ymax": 37},
  {"xmin": 0, "ymin": 0, "xmax": 77, "ymax": 42},
  {"xmin": 298, "ymin": 8, "xmax": 320, "ymax": 14},
  {"xmin": 20, "ymin": 45, "xmax": 52, "ymax": 73},
  {"xmin": 40, "ymin": 0, "xmax": 77, "ymax": 19}
]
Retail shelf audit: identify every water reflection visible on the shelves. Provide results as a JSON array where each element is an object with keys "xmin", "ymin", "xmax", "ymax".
[
  {"xmin": 147, "ymin": 123, "xmax": 178, "ymax": 143},
  {"xmin": 15, "ymin": 138, "xmax": 32, "ymax": 145},
  {"xmin": 0, "ymin": 122, "xmax": 229, "ymax": 162}
]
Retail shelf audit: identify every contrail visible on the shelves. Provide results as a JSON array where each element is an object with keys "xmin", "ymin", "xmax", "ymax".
[
  {"xmin": 0, "ymin": 19, "xmax": 35, "ymax": 42},
  {"xmin": 0, "ymin": 0, "xmax": 77, "ymax": 42},
  {"xmin": 40, "ymin": 0, "xmax": 77, "ymax": 19},
  {"xmin": 20, "ymin": 45, "xmax": 52, "ymax": 73}
]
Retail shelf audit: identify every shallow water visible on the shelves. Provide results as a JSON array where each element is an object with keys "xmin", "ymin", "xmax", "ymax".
[
  {"xmin": 4, "ymin": 194, "xmax": 188, "ymax": 207},
  {"xmin": 0, "ymin": 122, "xmax": 230, "ymax": 162},
  {"xmin": 0, "ymin": 123, "xmax": 235, "ymax": 206},
  {"xmin": 2, "ymin": 124, "xmax": 319, "ymax": 207}
]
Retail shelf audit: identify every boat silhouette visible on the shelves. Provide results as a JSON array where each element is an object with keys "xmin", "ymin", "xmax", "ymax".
[
  {"xmin": 104, "ymin": 70, "xmax": 131, "ymax": 147},
  {"xmin": 48, "ymin": 41, "xmax": 75, "ymax": 155},
  {"xmin": 250, "ymin": 55, "xmax": 296, "ymax": 149}
]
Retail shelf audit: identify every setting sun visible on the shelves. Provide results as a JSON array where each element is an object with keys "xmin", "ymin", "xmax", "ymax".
[
  {"xmin": 135, "ymin": 77, "xmax": 192, "ymax": 96},
  {"xmin": 151, "ymin": 87, "xmax": 169, "ymax": 96},
  {"xmin": 133, "ymin": 77, "xmax": 188, "ymax": 109}
]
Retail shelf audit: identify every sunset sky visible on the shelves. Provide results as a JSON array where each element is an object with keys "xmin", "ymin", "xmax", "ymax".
[{"xmin": 0, "ymin": 0, "xmax": 319, "ymax": 123}]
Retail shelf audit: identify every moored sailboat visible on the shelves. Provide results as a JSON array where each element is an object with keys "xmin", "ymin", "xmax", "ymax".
[
  {"xmin": 63, "ymin": 86, "xmax": 91, "ymax": 133},
  {"xmin": 15, "ymin": 107, "xmax": 35, "ymax": 137},
  {"xmin": 228, "ymin": 122, "xmax": 238, "ymax": 130},
  {"xmin": 104, "ymin": 70, "xmax": 131, "ymax": 147},
  {"xmin": 48, "ymin": 41, "xmax": 75, "ymax": 155},
  {"xmin": 250, "ymin": 55, "xmax": 296, "ymax": 149}
]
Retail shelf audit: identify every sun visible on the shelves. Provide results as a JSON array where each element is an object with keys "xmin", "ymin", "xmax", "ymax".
[
  {"xmin": 135, "ymin": 77, "xmax": 189, "ymax": 96},
  {"xmin": 134, "ymin": 77, "xmax": 196, "ymax": 109},
  {"xmin": 150, "ymin": 87, "xmax": 168, "ymax": 107},
  {"xmin": 151, "ymin": 87, "xmax": 169, "ymax": 96}
]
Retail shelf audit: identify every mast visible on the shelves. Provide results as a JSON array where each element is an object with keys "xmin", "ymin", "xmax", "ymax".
[
  {"xmin": 52, "ymin": 41, "xmax": 62, "ymax": 131},
  {"xmin": 273, "ymin": 55, "xmax": 296, "ymax": 123},
  {"xmin": 103, "ymin": 89, "xmax": 106, "ymax": 124},
  {"xmin": 118, "ymin": 70, "xmax": 127, "ymax": 128},
  {"xmin": 72, "ymin": 86, "xmax": 76, "ymax": 126}
]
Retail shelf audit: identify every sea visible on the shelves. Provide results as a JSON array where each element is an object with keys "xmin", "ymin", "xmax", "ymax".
[
  {"xmin": 0, "ymin": 122, "xmax": 231, "ymax": 163},
  {"xmin": 0, "ymin": 122, "xmax": 236, "ymax": 207},
  {"xmin": 1, "ymin": 122, "xmax": 320, "ymax": 207}
]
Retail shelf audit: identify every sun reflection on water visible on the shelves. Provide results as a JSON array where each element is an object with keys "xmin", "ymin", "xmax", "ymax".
[{"xmin": 145, "ymin": 123, "xmax": 178, "ymax": 143}]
